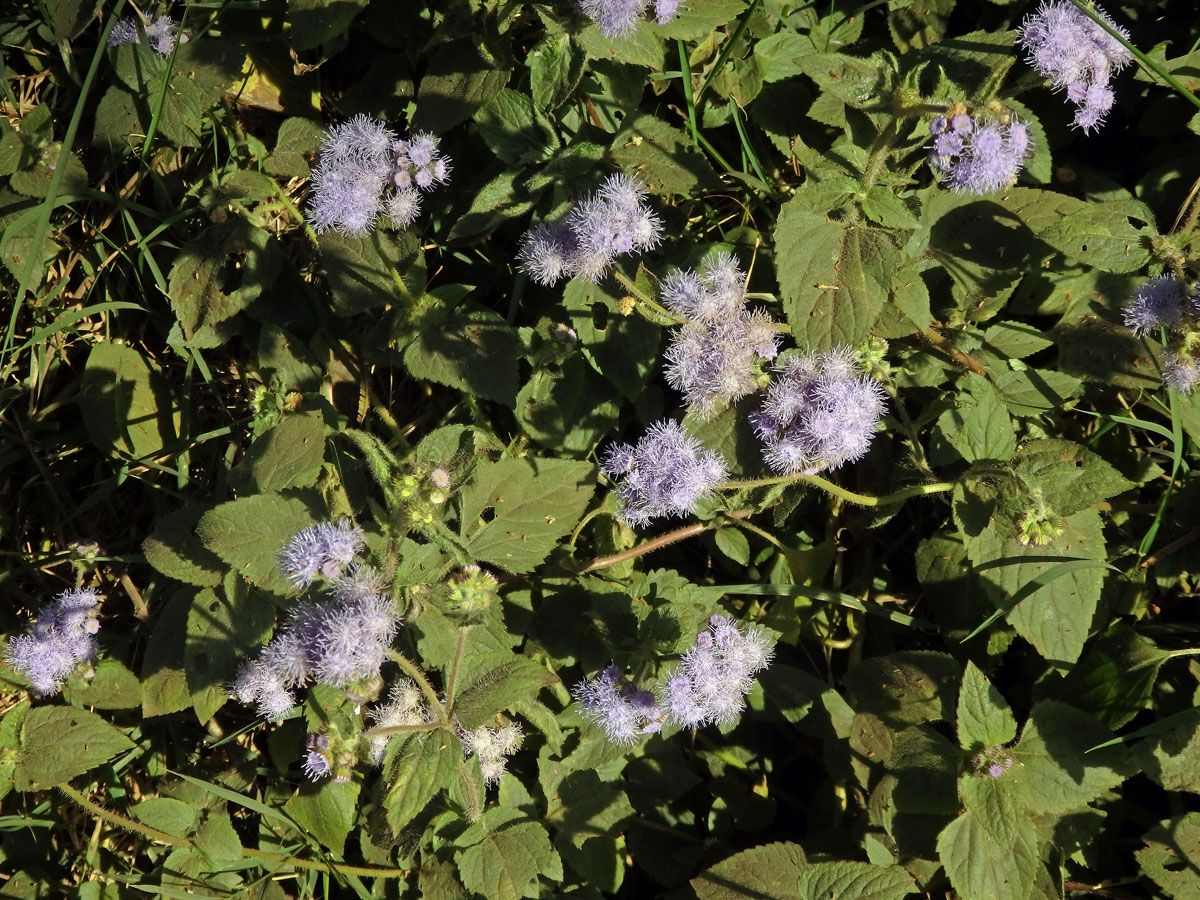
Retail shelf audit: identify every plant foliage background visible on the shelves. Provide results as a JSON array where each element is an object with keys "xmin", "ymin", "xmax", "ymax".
[{"xmin": 1, "ymin": 0, "xmax": 1200, "ymax": 898}]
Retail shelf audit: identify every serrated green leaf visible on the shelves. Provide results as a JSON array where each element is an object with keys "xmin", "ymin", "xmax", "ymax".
[
  {"xmin": 1009, "ymin": 700, "xmax": 1130, "ymax": 817},
  {"xmin": 957, "ymin": 662, "xmax": 1017, "ymax": 749},
  {"xmin": 655, "ymin": 0, "xmax": 747, "ymax": 40},
  {"xmin": 992, "ymin": 368, "xmax": 1082, "ymax": 417},
  {"xmin": 133, "ymin": 797, "xmax": 198, "ymax": 839},
  {"xmin": 143, "ymin": 507, "xmax": 224, "ymax": 587},
  {"xmin": 775, "ymin": 199, "xmax": 898, "ymax": 350},
  {"xmin": 516, "ymin": 356, "xmax": 621, "ymax": 454},
  {"xmin": 285, "ymin": 779, "xmax": 360, "ymax": 854},
  {"xmin": 794, "ymin": 51, "xmax": 894, "ymax": 108},
  {"xmin": 714, "ymin": 527, "xmax": 751, "ymax": 565},
  {"xmin": 196, "ymin": 493, "xmax": 317, "ymax": 593},
  {"xmin": 1038, "ymin": 198, "xmax": 1154, "ymax": 274},
  {"xmin": 937, "ymin": 808, "xmax": 1038, "ymax": 900},
  {"xmin": 62, "ymin": 660, "xmax": 142, "ymax": 710},
  {"xmin": 446, "ymin": 171, "xmax": 535, "ymax": 243},
  {"xmin": 1136, "ymin": 814, "xmax": 1200, "ymax": 900},
  {"xmin": 609, "ymin": 112, "xmax": 721, "ymax": 195},
  {"xmin": 1010, "ymin": 439, "xmax": 1132, "ymax": 516},
  {"xmin": 384, "ymin": 733, "xmax": 460, "ymax": 835},
  {"xmin": 860, "ymin": 186, "xmax": 919, "ymax": 229},
  {"xmin": 453, "ymin": 659, "xmax": 556, "ymax": 730},
  {"xmin": 529, "ymin": 34, "xmax": 585, "ymax": 111},
  {"xmin": 457, "ymin": 820, "xmax": 563, "ymax": 900},
  {"xmin": 692, "ymin": 842, "xmax": 807, "ymax": 900},
  {"xmin": 185, "ymin": 585, "xmax": 273, "ymax": 723},
  {"xmin": 546, "ymin": 770, "xmax": 634, "ymax": 850},
  {"xmin": 460, "ymin": 457, "xmax": 594, "ymax": 573},
  {"xmin": 233, "ymin": 412, "xmax": 326, "ymax": 494},
  {"xmin": 264, "ymin": 116, "xmax": 324, "ymax": 178},
  {"xmin": 404, "ymin": 304, "xmax": 520, "ymax": 407},
  {"xmin": 982, "ymin": 321, "xmax": 1055, "ymax": 360},
  {"xmin": 414, "ymin": 38, "xmax": 509, "ymax": 133},
  {"xmin": 141, "ymin": 589, "xmax": 194, "ymax": 718},
  {"xmin": 79, "ymin": 341, "xmax": 179, "ymax": 460},
  {"xmin": 844, "ymin": 651, "xmax": 960, "ymax": 727},
  {"xmin": 562, "ymin": 277, "xmax": 662, "ymax": 402},
  {"xmin": 15, "ymin": 707, "xmax": 135, "ymax": 790},
  {"xmin": 286, "ymin": 0, "xmax": 368, "ymax": 51},
  {"xmin": 1136, "ymin": 713, "xmax": 1200, "ymax": 795},
  {"xmin": 475, "ymin": 89, "xmax": 559, "ymax": 165},
  {"xmin": 1055, "ymin": 624, "xmax": 1173, "ymax": 729},
  {"xmin": 930, "ymin": 374, "xmax": 1015, "ymax": 465},
  {"xmin": 796, "ymin": 861, "xmax": 915, "ymax": 900},
  {"xmin": 319, "ymin": 228, "xmax": 424, "ymax": 317},
  {"xmin": 578, "ymin": 21, "xmax": 664, "ymax": 68}
]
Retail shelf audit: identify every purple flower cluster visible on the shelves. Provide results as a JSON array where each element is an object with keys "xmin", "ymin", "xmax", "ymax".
[
  {"xmin": 303, "ymin": 733, "xmax": 333, "ymax": 781},
  {"xmin": 573, "ymin": 666, "xmax": 663, "ymax": 744},
  {"xmin": 4, "ymin": 588, "xmax": 101, "ymax": 696},
  {"xmin": 517, "ymin": 174, "xmax": 662, "ymax": 285},
  {"xmin": 278, "ymin": 519, "xmax": 366, "ymax": 590},
  {"xmin": 1121, "ymin": 274, "xmax": 1200, "ymax": 394},
  {"xmin": 750, "ymin": 347, "xmax": 887, "ymax": 475},
  {"xmin": 459, "ymin": 722, "xmax": 523, "ymax": 785},
  {"xmin": 307, "ymin": 115, "xmax": 451, "ymax": 237},
  {"xmin": 107, "ymin": 16, "xmax": 184, "ymax": 56},
  {"xmin": 663, "ymin": 254, "xmax": 780, "ymax": 419},
  {"xmin": 578, "ymin": 0, "xmax": 680, "ymax": 39},
  {"xmin": 601, "ymin": 419, "xmax": 728, "ymax": 527},
  {"xmin": 573, "ymin": 616, "xmax": 773, "ymax": 743},
  {"xmin": 663, "ymin": 615, "xmax": 774, "ymax": 729},
  {"xmin": 233, "ymin": 567, "xmax": 400, "ymax": 719},
  {"xmin": 1016, "ymin": 1, "xmax": 1131, "ymax": 132},
  {"xmin": 928, "ymin": 114, "xmax": 1031, "ymax": 195},
  {"xmin": 970, "ymin": 746, "xmax": 1015, "ymax": 780}
]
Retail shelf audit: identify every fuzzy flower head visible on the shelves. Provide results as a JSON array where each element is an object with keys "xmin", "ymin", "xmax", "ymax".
[
  {"xmin": 1122, "ymin": 274, "xmax": 1189, "ymax": 337},
  {"xmin": 929, "ymin": 114, "xmax": 1032, "ymax": 195},
  {"xmin": 578, "ymin": 0, "xmax": 679, "ymax": 38},
  {"xmin": 1017, "ymin": 1, "xmax": 1131, "ymax": 132},
  {"xmin": 517, "ymin": 173, "xmax": 661, "ymax": 286},
  {"xmin": 1163, "ymin": 353, "xmax": 1200, "ymax": 394},
  {"xmin": 600, "ymin": 420, "xmax": 728, "ymax": 527},
  {"xmin": 663, "ymin": 254, "xmax": 779, "ymax": 419},
  {"xmin": 752, "ymin": 348, "xmax": 887, "ymax": 475},
  {"xmin": 4, "ymin": 588, "xmax": 102, "ymax": 696},
  {"xmin": 277, "ymin": 519, "xmax": 366, "ymax": 590},
  {"xmin": 460, "ymin": 722, "xmax": 523, "ymax": 785},
  {"xmin": 107, "ymin": 16, "xmax": 184, "ymax": 56},
  {"xmin": 369, "ymin": 679, "xmax": 429, "ymax": 763},
  {"xmin": 307, "ymin": 116, "xmax": 452, "ymax": 236},
  {"xmin": 572, "ymin": 666, "xmax": 664, "ymax": 745},
  {"xmin": 664, "ymin": 615, "xmax": 774, "ymax": 729}
]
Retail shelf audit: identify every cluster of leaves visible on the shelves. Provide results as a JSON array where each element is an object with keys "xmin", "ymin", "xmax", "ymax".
[{"xmin": 2, "ymin": 1, "xmax": 1200, "ymax": 899}]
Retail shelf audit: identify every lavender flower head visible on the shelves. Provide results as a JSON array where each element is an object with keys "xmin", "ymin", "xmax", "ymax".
[
  {"xmin": 751, "ymin": 347, "xmax": 887, "ymax": 476},
  {"xmin": 232, "ymin": 568, "xmax": 400, "ymax": 719},
  {"xmin": 277, "ymin": 519, "xmax": 366, "ymax": 590},
  {"xmin": 303, "ymin": 734, "xmax": 333, "ymax": 781},
  {"xmin": 663, "ymin": 254, "xmax": 780, "ymax": 419},
  {"xmin": 307, "ymin": 116, "xmax": 451, "ymax": 236},
  {"xmin": 664, "ymin": 615, "xmax": 774, "ymax": 729},
  {"xmin": 517, "ymin": 173, "xmax": 661, "ymax": 286},
  {"xmin": 1121, "ymin": 274, "xmax": 1189, "ymax": 337},
  {"xmin": 572, "ymin": 665, "xmax": 663, "ymax": 744},
  {"xmin": 928, "ymin": 114, "xmax": 1032, "ymax": 195},
  {"xmin": 107, "ymin": 16, "xmax": 184, "ymax": 57},
  {"xmin": 460, "ymin": 722, "xmax": 523, "ymax": 785},
  {"xmin": 601, "ymin": 419, "xmax": 728, "ymax": 527},
  {"xmin": 1017, "ymin": 1, "xmax": 1131, "ymax": 132},
  {"xmin": 1163, "ymin": 353, "xmax": 1200, "ymax": 395},
  {"xmin": 578, "ymin": 0, "xmax": 679, "ymax": 38},
  {"xmin": 4, "ymin": 588, "xmax": 102, "ymax": 696}
]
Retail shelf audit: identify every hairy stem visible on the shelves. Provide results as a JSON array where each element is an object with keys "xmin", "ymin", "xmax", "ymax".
[
  {"xmin": 386, "ymin": 650, "xmax": 448, "ymax": 723},
  {"xmin": 577, "ymin": 510, "xmax": 752, "ymax": 573},
  {"xmin": 444, "ymin": 627, "xmax": 469, "ymax": 711},
  {"xmin": 60, "ymin": 784, "xmax": 410, "ymax": 878},
  {"xmin": 723, "ymin": 473, "xmax": 955, "ymax": 507},
  {"xmin": 611, "ymin": 268, "xmax": 683, "ymax": 324}
]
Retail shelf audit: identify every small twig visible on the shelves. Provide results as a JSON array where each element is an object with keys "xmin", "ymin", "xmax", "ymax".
[
  {"xmin": 923, "ymin": 327, "xmax": 988, "ymax": 376},
  {"xmin": 577, "ymin": 510, "xmax": 752, "ymax": 573}
]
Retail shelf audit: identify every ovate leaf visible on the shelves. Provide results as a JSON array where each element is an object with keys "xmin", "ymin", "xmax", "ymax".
[
  {"xmin": 692, "ymin": 842, "xmax": 807, "ymax": 900},
  {"xmin": 457, "ymin": 820, "xmax": 563, "ymax": 900},
  {"xmin": 795, "ymin": 861, "xmax": 915, "ymax": 900},
  {"xmin": 937, "ymin": 808, "xmax": 1038, "ymax": 900},
  {"xmin": 284, "ymin": 780, "xmax": 361, "ymax": 854},
  {"xmin": 15, "ymin": 707, "xmax": 135, "ymax": 790},
  {"xmin": 384, "ymin": 733, "xmax": 460, "ymax": 835},
  {"xmin": 197, "ymin": 493, "xmax": 317, "ymax": 593},
  {"xmin": 956, "ymin": 662, "xmax": 1017, "ymax": 749}
]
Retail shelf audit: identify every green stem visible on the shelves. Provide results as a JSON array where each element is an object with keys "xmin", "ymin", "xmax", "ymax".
[
  {"xmin": 59, "ymin": 784, "xmax": 410, "ymax": 878},
  {"xmin": 610, "ymin": 268, "xmax": 683, "ymax": 323},
  {"xmin": 444, "ymin": 627, "xmax": 469, "ymax": 712},
  {"xmin": 577, "ymin": 510, "xmax": 752, "ymax": 573},
  {"xmin": 362, "ymin": 721, "xmax": 442, "ymax": 739},
  {"xmin": 386, "ymin": 650, "xmax": 447, "ymax": 723},
  {"xmin": 677, "ymin": 40, "xmax": 700, "ymax": 146},
  {"xmin": 722, "ymin": 473, "xmax": 955, "ymax": 507},
  {"xmin": 694, "ymin": 0, "xmax": 764, "ymax": 106}
]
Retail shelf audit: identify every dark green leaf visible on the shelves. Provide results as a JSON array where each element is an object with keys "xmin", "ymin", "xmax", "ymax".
[
  {"xmin": 285, "ymin": 780, "xmax": 361, "ymax": 854},
  {"xmin": 15, "ymin": 707, "xmax": 135, "ymax": 790}
]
